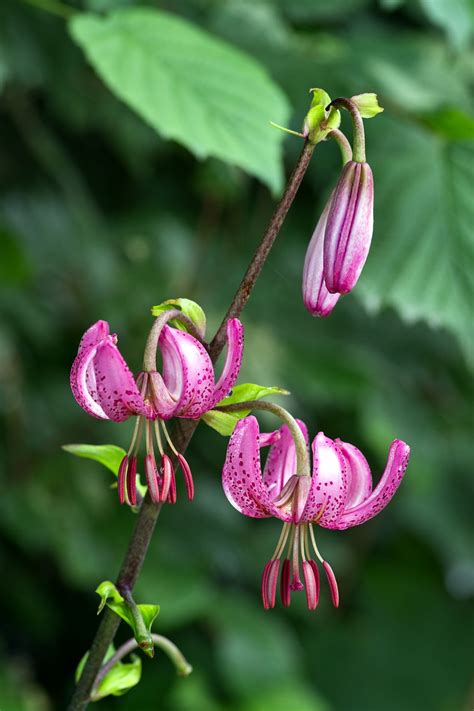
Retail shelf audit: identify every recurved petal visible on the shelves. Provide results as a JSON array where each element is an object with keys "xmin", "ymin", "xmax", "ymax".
[
  {"xmin": 302, "ymin": 432, "xmax": 348, "ymax": 525},
  {"xmin": 303, "ymin": 196, "xmax": 341, "ymax": 317},
  {"xmin": 337, "ymin": 440, "xmax": 373, "ymax": 509},
  {"xmin": 331, "ymin": 439, "xmax": 410, "ymax": 530},
  {"xmin": 92, "ymin": 340, "xmax": 150, "ymax": 422},
  {"xmin": 76, "ymin": 320, "xmax": 111, "ymax": 355},
  {"xmin": 158, "ymin": 326, "xmax": 214, "ymax": 419},
  {"xmin": 70, "ymin": 340, "xmax": 108, "ymax": 420},
  {"xmin": 211, "ymin": 319, "xmax": 245, "ymax": 406},
  {"xmin": 263, "ymin": 421, "xmax": 309, "ymax": 499},
  {"xmin": 222, "ymin": 416, "xmax": 290, "ymax": 520}
]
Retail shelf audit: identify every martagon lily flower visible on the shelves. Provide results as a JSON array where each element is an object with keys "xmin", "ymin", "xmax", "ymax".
[
  {"xmin": 222, "ymin": 415, "xmax": 410, "ymax": 610},
  {"xmin": 71, "ymin": 312, "xmax": 244, "ymax": 505}
]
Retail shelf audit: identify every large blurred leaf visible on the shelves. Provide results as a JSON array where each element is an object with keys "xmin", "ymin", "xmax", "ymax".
[
  {"xmin": 359, "ymin": 118, "xmax": 474, "ymax": 364},
  {"xmin": 69, "ymin": 8, "xmax": 290, "ymax": 194},
  {"xmin": 419, "ymin": 0, "xmax": 473, "ymax": 50}
]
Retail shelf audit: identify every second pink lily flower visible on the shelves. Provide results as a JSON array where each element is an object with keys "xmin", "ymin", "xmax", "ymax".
[{"xmin": 71, "ymin": 316, "xmax": 244, "ymax": 505}]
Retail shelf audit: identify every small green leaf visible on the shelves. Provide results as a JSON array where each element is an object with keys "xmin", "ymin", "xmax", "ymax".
[
  {"xmin": 350, "ymin": 93, "xmax": 384, "ymax": 118},
  {"xmin": 62, "ymin": 443, "xmax": 126, "ymax": 475},
  {"xmin": 69, "ymin": 8, "xmax": 290, "ymax": 194},
  {"xmin": 151, "ymin": 298, "xmax": 207, "ymax": 337},
  {"xmin": 95, "ymin": 581, "xmax": 160, "ymax": 657},
  {"xmin": 76, "ymin": 644, "xmax": 116, "ymax": 684},
  {"xmin": 202, "ymin": 384, "xmax": 289, "ymax": 436},
  {"xmin": 93, "ymin": 653, "xmax": 142, "ymax": 700}
]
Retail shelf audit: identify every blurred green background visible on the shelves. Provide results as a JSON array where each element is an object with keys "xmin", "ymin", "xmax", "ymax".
[{"xmin": 0, "ymin": 0, "xmax": 473, "ymax": 709}]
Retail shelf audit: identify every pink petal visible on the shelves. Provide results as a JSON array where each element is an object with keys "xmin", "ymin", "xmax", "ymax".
[
  {"xmin": 301, "ymin": 432, "xmax": 348, "ymax": 525},
  {"xmin": 259, "ymin": 430, "xmax": 281, "ymax": 448},
  {"xmin": 93, "ymin": 341, "xmax": 150, "ymax": 422},
  {"xmin": 157, "ymin": 326, "xmax": 215, "ymax": 419},
  {"xmin": 302, "ymin": 196, "xmax": 341, "ymax": 317},
  {"xmin": 222, "ymin": 417, "xmax": 290, "ymax": 520},
  {"xmin": 70, "ymin": 340, "xmax": 109, "ymax": 420},
  {"xmin": 211, "ymin": 319, "xmax": 245, "ymax": 406},
  {"xmin": 263, "ymin": 421, "xmax": 309, "ymax": 499},
  {"xmin": 77, "ymin": 320, "xmax": 110, "ymax": 355},
  {"xmin": 337, "ymin": 440, "xmax": 373, "ymax": 509},
  {"xmin": 331, "ymin": 440, "xmax": 410, "ymax": 530}
]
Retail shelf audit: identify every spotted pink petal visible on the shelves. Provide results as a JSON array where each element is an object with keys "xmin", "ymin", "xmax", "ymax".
[
  {"xmin": 77, "ymin": 320, "xmax": 110, "ymax": 355},
  {"xmin": 155, "ymin": 325, "xmax": 215, "ymax": 419},
  {"xmin": 222, "ymin": 416, "xmax": 291, "ymax": 521},
  {"xmin": 211, "ymin": 319, "xmax": 245, "ymax": 406},
  {"xmin": 302, "ymin": 196, "xmax": 341, "ymax": 317},
  {"xmin": 301, "ymin": 432, "xmax": 348, "ymax": 525},
  {"xmin": 70, "ymin": 335, "xmax": 109, "ymax": 420},
  {"xmin": 337, "ymin": 440, "xmax": 373, "ymax": 509},
  {"xmin": 329, "ymin": 439, "xmax": 410, "ymax": 530},
  {"xmin": 92, "ymin": 341, "xmax": 150, "ymax": 422},
  {"xmin": 263, "ymin": 421, "xmax": 309, "ymax": 499}
]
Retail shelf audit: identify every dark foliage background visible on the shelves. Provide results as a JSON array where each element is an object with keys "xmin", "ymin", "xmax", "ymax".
[{"xmin": 0, "ymin": 0, "xmax": 473, "ymax": 709}]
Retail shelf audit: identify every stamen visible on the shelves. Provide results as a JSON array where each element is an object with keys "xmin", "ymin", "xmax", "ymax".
[
  {"xmin": 160, "ymin": 454, "xmax": 173, "ymax": 502},
  {"xmin": 126, "ymin": 456, "xmax": 137, "ymax": 506},
  {"xmin": 272, "ymin": 523, "xmax": 290, "ymax": 561},
  {"xmin": 309, "ymin": 523, "xmax": 324, "ymax": 563},
  {"xmin": 280, "ymin": 558, "xmax": 291, "ymax": 607},
  {"xmin": 161, "ymin": 420, "xmax": 179, "ymax": 457},
  {"xmin": 144, "ymin": 454, "xmax": 160, "ymax": 503},
  {"xmin": 302, "ymin": 561, "xmax": 318, "ymax": 610},
  {"xmin": 177, "ymin": 453, "xmax": 194, "ymax": 501},
  {"xmin": 127, "ymin": 416, "xmax": 143, "ymax": 457},
  {"xmin": 117, "ymin": 455, "xmax": 128, "ymax": 505},
  {"xmin": 167, "ymin": 464, "xmax": 177, "ymax": 504},
  {"xmin": 308, "ymin": 560, "xmax": 321, "ymax": 605},
  {"xmin": 264, "ymin": 559, "xmax": 280, "ymax": 609},
  {"xmin": 322, "ymin": 561, "xmax": 339, "ymax": 608},
  {"xmin": 261, "ymin": 561, "xmax": 273, "ymax": 609},
  {"xmin": 153, "ymin": 420, "xmax": 164, "ymax": 456}
]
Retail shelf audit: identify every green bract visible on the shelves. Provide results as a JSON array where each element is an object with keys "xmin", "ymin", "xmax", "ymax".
[
  {"xmin": 202, "ymin": 383, "xmax": 289, "ymax": 436},
  {"xmin": 76, "ymin": 645, "xmax": 142, "ymax": 701},
  {"xmin": 350, "ymin": 93, "xmax": 384, "ymax": 118},
  {"xmin": 151, "ymin": 298, "xmax": 207, "ymax": 338},
  {"xmin": 96, "ymin": 582, "xmax": 160, "ymax": 658},
  {"xmin": 303, "ymin": 88, "xmax": 341, "ymax": 144}
]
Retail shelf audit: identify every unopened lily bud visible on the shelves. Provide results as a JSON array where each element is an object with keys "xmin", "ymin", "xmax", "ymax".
[
  {"xmin": 323, "ymin": 160, "xmax": 374, "ymax": 294},
  {"xmin": 302, "ymin": 196, "xmax": 341, "ymax": 317}
]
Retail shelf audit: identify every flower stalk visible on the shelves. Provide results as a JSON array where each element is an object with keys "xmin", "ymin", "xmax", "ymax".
[
  {"xmin": 68, "ymin": 139, "xmax": 316, "ymax": 711},
  {"xmin": 327, "ymin": 97, "xmax": 366, "ymax": 162}
]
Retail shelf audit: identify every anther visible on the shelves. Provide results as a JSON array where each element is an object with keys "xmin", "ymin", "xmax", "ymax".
[
  {"xmin": 145, "ymin": 453, "xmax": 161, "ymax": 504},
  {"xmin": 118, "ymin": 455, "xmax": 128, "ymax": 505}
]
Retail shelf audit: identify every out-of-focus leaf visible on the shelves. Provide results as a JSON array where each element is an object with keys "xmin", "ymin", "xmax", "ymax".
[
  {"xmin": 0, "ymin": 226, "xmax": 31, "ymax": 285},
  {"xmin": 358, "ymin": 118, "xmax": 474, "ymax": 364},
  {"xmin": 420, "ymin": 107, "xmax": 474, "ymax": 140},
  {"xmin": 237, "ymin": 683, "xmax": 331, "ymax": 711},
  {"xmin": 62, "ymin": 443, "xmax": 126, "ymax": 475},
  {"xmin": 202, "ymin": 383, "xmax": 289, "ymax": 435},
  {"xmin": 276, "ymin": 0, "xmax": 370, "ymax": 21},
  {"xmin": 419, "ymin": 0, "xmax": 473, "ymax": 50},
  {"xmin": 69, "ymin": 8, "xmax": 290, "ymax": 194}
]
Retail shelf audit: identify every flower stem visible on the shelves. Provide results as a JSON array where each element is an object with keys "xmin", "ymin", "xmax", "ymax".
[
  {"xmin": 328, "ymin": 98, "xmax": 366, "ymax": 163},
  {"xmin": 216, "ymin": 400, "xmax": 310, "ymax": 476},
  {"xmin": 328, "ymin": 129, "xmax": 353, "ymax": 165},
  {"xmin": 90, "ymin": 634, "xmax": 192, "ymax": 701},
  {"xmin": 67, "ymin": 140, "xmax": 315, "ymax": 710},
  {"xmin": 143, "ymin": 309, "xmax": 205, "ymax": 371}
]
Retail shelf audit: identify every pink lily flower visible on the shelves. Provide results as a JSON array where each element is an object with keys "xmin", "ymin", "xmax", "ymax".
[
  {"xmin": 222, "ymin": 416, "xmax": 410, "ymax": 610},
  {"xmin": 71, "ymin": 316, "xmax": 244, "ymax": 505}
]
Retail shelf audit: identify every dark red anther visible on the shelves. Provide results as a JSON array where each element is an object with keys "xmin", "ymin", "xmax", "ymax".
[
  {"xmin": 323, "ymin": 560, "xmax": 339, "ymax": 608},
  {"xmin": 117, "ymin": 455, "xmax": 128, "ymax": 505},
  {"xmin": 261, "ymin": 560, "xmax": 273, "ymax": 609},
  {"xmin": 302, "ymin": 560, "xmax": 318, "ymax": 610},
  {"xmin": 126, "ymin": 456, "xmax": 137, "ymax": 506},
  {"xmin": 160, "ymin": 454, "xmax": 173, "ymax": 502},
  {"xmin": 264, "ymin": 559, "xmax": 280, "ymax": 610},
  {"xmin": 167, "ymin": 462, "xmax": 177, "ymax": 504},
  {"xmin": 177, "ymin": 453, "xmax": 194, "ymax": 501},
  {"xmin": 280, "ymin": 558, "xmax": 291, "ymax": 607},
  {"xmin": 144, "ymin": 453, "xmax": 160, "ymax": 504},
  {"xmin": 308, "ymin": 559, "xmax": 320, "ymax": 606}
]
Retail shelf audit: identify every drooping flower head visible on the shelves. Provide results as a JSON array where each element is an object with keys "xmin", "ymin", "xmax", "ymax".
[
  {"xmin": 222, "ymin": 414, "xmax": 409, "ymax": 610},
  {"xmin": 71, "ymin": 306, "xmax": 244, "ymax": 506}
]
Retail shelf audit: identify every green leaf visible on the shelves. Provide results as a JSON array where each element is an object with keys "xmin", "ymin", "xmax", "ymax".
[
  {"xmin": 358, "ymin": 117, "xmax": 474, "ymax": 364},
  {"xmin": 202, "ymin": 384, "xmax": 289, "ymax": 436},
  {"xmin": 420, "ymin": 107, "xmax": 474, "ymax": 140},
  {"xmin": 93, "ymin": 653, "xmax": 142, "ymax": 700},
  {"xmin": 69, "ymin": 8, "xmax": 290, "ymax": 194},
  {"xmin": 96, "ymin": 581, "xmax": 160, "ymax": 657},
  {"xmin": 62, "ymin": 443, "xmax": 126, "ymax": 475},
  {"xmin": 419, "ymin": 0, "xmax": 473, "ymax": 51},
  {"xmin": 151, "ymin": 298, "xmax": 207, "ymax": 338}
]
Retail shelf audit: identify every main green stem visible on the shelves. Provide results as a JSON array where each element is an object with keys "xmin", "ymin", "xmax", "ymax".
[{"xmin": 67, "ymin": 140, "xmax": 315, "ymax": 710}]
